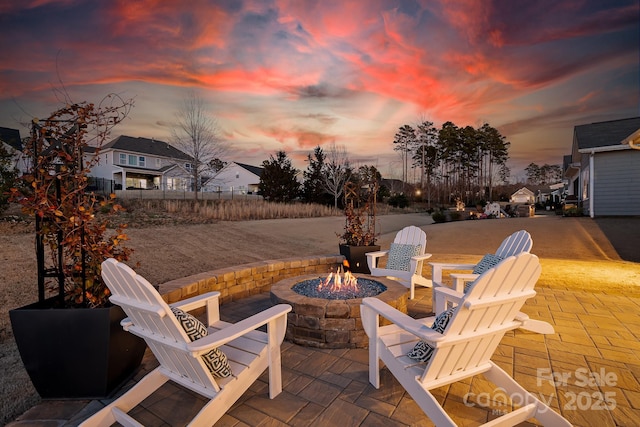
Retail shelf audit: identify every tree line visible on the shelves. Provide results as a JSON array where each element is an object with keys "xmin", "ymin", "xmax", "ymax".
[
  {"xmin": 257, "ymin": 120, "xmax": 514, "ymax": 208},
  {"xmin": 258, "ymin": 144, "xmax": 387, "ymax": 209},
  {"xmin": 392, "ymin": 120, "xmax": 512, "ymax": 207},
  {"xmin": 159, "ymin": 92, "xmax": 565, "ymax": 208},
  {"xmin": 0, "ymin": 91, "xmax": 564, "ymax": 213}
]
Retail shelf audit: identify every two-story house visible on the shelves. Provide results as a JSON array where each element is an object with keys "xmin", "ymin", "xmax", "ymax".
[{"xmin": 89, "ymin": 135, "xmax": 195, "ymax": 191}]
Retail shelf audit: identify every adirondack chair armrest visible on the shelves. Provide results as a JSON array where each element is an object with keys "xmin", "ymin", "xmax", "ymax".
[
  {"xmin": 432, "ymin": 286, "xmax": 464, "ymax": 313},
  {"xmin": 429, "ymin": 262, "xmax": 477, "ymax": 270},
  {"xmin": 409, "ymin": 253, "xmax": 432, "ymax": 275},
  {"xmin": 449, "ymin": 273, "xmax": 479, "ymax": 292},
  {"xmin": 367, "ymin": 250, "xmax": 389, "ymax": 270},
  {"xmin": 433, "ymin": 286, "xmax": 463, "ymax": 301},
  {"xmin": 366, "ymin": 250, "xmax": 389, "ymax": 260},
  {"xmin": 170, "ymin": 292, "xmax": 222, "ymax": 326},
  {"xmin": 411, "ymin": 253, "xmax": 433, "ymax": 262},
  {"xmin": 429, "ymin": 262, "xmax": 477, "ymax": 286},
  {"xmin": 361, "ymin": 297, "xmax": 445, "ymax": 344},
  {"xmin": 188, "ymin": 304, "xmax": 292, "ymax": 353},
  {"xmin": 170, "ymin": 291, "xmax": 221, "ymax": 312},
  {"xmin": 365, "ymin": 250, "xmax": 389, "ymax": 267}
]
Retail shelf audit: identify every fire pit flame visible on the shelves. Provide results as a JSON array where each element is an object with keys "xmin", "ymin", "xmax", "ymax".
[
  {"xmin": 291, "ymin": 267, "xmax": 387, "ymax": 300},
  {"xmin": 318, "ymin": 266, "xmax": 358, "ymax": 293}
]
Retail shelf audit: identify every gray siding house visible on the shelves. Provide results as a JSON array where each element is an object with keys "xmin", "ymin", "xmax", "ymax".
[{"xmin": 564, "ymin": 117, "xmax": 640, "ymax": 217}]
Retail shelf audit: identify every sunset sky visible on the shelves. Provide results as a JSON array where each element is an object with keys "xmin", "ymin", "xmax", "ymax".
[{"xmin": 0, "ymin": 0, "xmax": 638, "ymax": 181}]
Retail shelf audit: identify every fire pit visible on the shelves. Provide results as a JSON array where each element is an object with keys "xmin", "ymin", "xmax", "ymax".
[{"xmin": 270, "ymin": 269, "xmax": 408, "ymax": 349}]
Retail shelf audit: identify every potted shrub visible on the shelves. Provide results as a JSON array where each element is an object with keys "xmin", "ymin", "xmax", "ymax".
[
  {"xmin": 431, "ymin": 209, "xmax": 447, "ymax": 223},
  {"xmin": 337, "ymin": 180, "xmax": 380, "ymax": 274},
  {"xmin": 8, "ymin": 98, "xmax": 147, "ymax": 399}
]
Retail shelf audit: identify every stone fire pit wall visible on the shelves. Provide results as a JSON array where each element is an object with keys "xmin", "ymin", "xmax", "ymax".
[
  {"xmin": 158, "ymin": 255, "xmax": 345, "ymax": 305},
  {"xmin": 270, "ymin": 275, "xmax": 408, "ymax": 349}
]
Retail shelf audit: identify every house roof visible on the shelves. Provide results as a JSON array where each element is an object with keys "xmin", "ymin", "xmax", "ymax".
[
  {"xmin": 511, "ymin": 187, "xmax": 535, "ymax": 197},
  {"xmin": 0, "ymin": 127, "xmax": 22, "ymax": 151},
  {"xmin": 574, "ymin": 117, "xmax": 640, "ymax": 150},
  {"xmin": 234, "ymin": 162, "xmax": 263, "ymax": 177},
  {"xmin": 102, "ymin": 135, "xmax": 192, "ymax": 161}
]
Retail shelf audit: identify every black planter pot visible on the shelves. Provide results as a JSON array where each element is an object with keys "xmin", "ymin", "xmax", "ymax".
[
  {"xmin": 339, "ymin": 244, "xmax": 381, "ymax": 274},
  {"xmin": 9, "ymin": 298, "xmax": 147, "ymax": 399}
]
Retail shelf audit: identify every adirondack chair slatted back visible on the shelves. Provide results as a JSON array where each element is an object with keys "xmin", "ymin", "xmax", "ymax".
[
  {"xmin": 392, "ymin": 225, "xmax": 427, "ymax": 273},
  {"xmin": 393, "ymin": 225, "xmax": 426, "ymax": 248},
  {"xmin": 101, "ymin": 259, "xmax": 221, "ymax": 395},
  {"xmin": 421, "ymin": 253, "xmax": 540, "ymax": 386},
  {"xmin": 494, "ymin": 230, "xmax": 532, "ymax": 259}
]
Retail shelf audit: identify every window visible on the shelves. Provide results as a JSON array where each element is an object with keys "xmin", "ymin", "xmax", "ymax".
[
  {"xmin": 185, "ymin": 163, "xmax": 192, "ymax": 171},
  {"xmin": 156, "ymin": 158, "xmax": 161, "ymax": 167},
  {"xmin": 128, "ymin": 155, "xmax": 137, "ymax": 166},
  {"xmin": 138, "ymin": 156, "xmax": 145, "ymax": 167},
  {"xmin": 119, "ymin": 153, "xmax": 126, "ymax": 165}
]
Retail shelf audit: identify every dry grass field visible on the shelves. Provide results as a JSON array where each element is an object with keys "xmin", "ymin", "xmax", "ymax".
[{"xmin": 2, "ymin": 201, "xmax": 639, "ymax": 424}]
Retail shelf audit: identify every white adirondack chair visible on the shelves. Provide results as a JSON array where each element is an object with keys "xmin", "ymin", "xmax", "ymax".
[
  {"xmin": 361, "ymin": 253, "xmax": 571, "ymax": 427},
  {"xmin": 366, "ymin": 225, "xmax": 432, "ymax": 299},
  {"xmin": 430, "ymin": 230, "xmax": 550, "ymax": 334},
  {"xmin": 430, "ymin": 230, "xmax": 533, "ymax": 296},
  {"xmin": 81, "ymin": 258, "xmax": 292, "ymax": 427}
]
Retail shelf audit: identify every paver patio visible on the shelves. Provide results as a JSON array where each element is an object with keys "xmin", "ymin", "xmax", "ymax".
[{"xmin": 10, "ymin": 281, "xmax": 640, "ymax": 427}]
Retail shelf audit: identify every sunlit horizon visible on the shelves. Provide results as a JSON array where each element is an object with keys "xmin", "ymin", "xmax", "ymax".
[{"xmin": 0, "ymin": 0, "xmax": 638, "ymax": 182}]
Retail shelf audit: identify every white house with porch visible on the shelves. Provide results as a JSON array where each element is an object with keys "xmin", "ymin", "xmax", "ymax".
[{"xmin": 89, "ymin": 135, "xmax": 196, "ymax": 191}]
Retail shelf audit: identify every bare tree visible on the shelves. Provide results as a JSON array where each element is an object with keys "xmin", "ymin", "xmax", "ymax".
[
  {"xmin": 322, "ymin": 143, "xmax": 351, "ymax": 210},
  {"xmin": 171, "ymin": 92, "xmax": 227, "ymax": 199}
]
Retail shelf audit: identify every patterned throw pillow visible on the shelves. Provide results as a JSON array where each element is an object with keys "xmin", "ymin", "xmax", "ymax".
[
  {"xmin": 472, "ymin": 253, "xmax": 504, "ymax": 275},
  {"xmin": 464, "ymin": 254, "xmax": 504, "ymax": 293},
  {"xmin": 407, "ymin": 307, "xmax": 456, "ymax": 363},
  {"xmin": 171, "ymin": 307, "xmax": 232, "ymax": 378},
  {"xmin": 386, "ymin": 243, "xmax": 422, "ymax": 271}
]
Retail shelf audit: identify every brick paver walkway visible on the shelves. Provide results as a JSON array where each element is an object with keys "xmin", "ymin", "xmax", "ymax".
[{"xmin": 10, "ymin": 283, "xmax": 640, "ymax": 426}]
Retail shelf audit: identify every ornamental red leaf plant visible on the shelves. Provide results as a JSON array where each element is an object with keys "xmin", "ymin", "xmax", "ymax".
[
  {"xmin": 338, "ymin": 202, "xmax": 377, "ymax": 246},
  {"xmin": 10, "ymin": 96, "xmax": 135, "ymax": 308},
  {"xmin": 337, "ymin": 179, "xmax": 379, "ymax": 247}
]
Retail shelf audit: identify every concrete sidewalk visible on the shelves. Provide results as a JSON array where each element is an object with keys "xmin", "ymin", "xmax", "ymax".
[{"xmin": 9, "ymin": 214, "xmax": 640, "ymax": 426}]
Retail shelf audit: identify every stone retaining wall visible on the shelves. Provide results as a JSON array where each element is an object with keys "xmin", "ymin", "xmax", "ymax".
[{"xmin": 159, "ymin": 255, "xmax": 345, "ymax": 305}]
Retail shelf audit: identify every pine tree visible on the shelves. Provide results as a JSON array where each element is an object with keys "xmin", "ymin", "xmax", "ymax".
[
  {"xmin": 259, "ymin": 151, "xmax": 300, "ymax": 202},
  {"xmin": 302, "ymin": 146, "xmax": 330, "ymax": 204}
]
